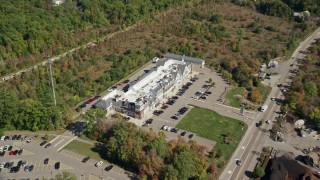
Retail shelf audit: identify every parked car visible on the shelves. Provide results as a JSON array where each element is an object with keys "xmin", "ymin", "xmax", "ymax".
[
  {"xmin": 104, "ymin": 165, "xmax": 113, "ymax": 171},
  {"xmin": 0, "ymin": 162, "xmax": 5, "ymax": 169},
  {"xmin": 95, "ymin": 161, "xmax": 103, "ymax": 167},
  {"xmin": 188, "ymin": 134, "xmax": 194, "ymax": 139},
  {"xmin": 16, "ymin": 135, "xmax": 22, "ymax": 140},
  {"xmin": 171, "ymin": 128, "xmax": 179, "ymax": 133},
  {"xmin": 24, "ymin": 165, "xmax": 30, "ymax": 172},
  {"xmin": 45, "ymin": 143, "xmax": 51, "ymax": 148},
  {"xmin": 13, "ymin": 150, "xmax": 19, "ymax": 155},
  {"xmin": 0, "ymin": 151, "xmax": 5, "ymax": 157},
  {"xmin": 180, "ymin": 131, "xmax": 186, "ymax": 136},
  {"xmin": 18, "ymin": 149, "xmax": 23, "ymax": 155},
  {"xmin": 4, "ymin": 145, "xmax": 9, "ymax": 151},
  {"xmin": 26, "ymin": 137, "xmax": 33, "ymax": 143},
  {"xmin": 171, "ymin": 116, "xmax": 178, "ymax": 120},
  {"xmin": 82, "ymin": 156, "xmax": 90, "ymax": 163},
  {"xmin": 40, "ymin": 141, "xmax": 47, "ymax": 146},
  {"xmin": 44, "ymin": 158, "xmax": 49, "ymax": 164},
  {"xmin": 12, "ymin": 135, "xmax": 17, "ymax": 140},
  {"xmin": 0, "ymin": 136, "xmax": 5, "ymax": 141},
  {"xmin": 29, "ymin": 165, "xmax": 34, "ymax": 172},
  {"xmin": 146, "ymin": 119, "xmax": 153, "ymax": 125},
  {"xmin": 55, "ymin": 162, "xmax": 60, "ymax": 169},
  {"xmin": 8, "ymin": 146, "xmax": 12, "ymax": 151}
]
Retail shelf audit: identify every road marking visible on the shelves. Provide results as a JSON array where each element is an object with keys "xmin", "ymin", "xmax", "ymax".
[
  {"xmin": 227, "ymin": 170, "xmax": 232, "ymax": 174},
  {"xmin": 53, "ymin": 138, "xmax": 65, "ymax": 147}
]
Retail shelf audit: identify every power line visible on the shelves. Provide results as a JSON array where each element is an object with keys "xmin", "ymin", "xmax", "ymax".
[{"xmin": 48, "ymin": 57, "xmax": 57, "ymax": 106}]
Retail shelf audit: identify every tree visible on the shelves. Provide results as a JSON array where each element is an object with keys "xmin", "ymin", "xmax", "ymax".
[
  {"xmin": 50, "ymin": 171, "xmax": 77, "ymax": 180},
  {"xmin": 250, "ymin": 89, "xmax": 262, "ymax": 103},
  {"xmin": 253, "ymin": 166, "xmax": 265, "ymax": 178},
  {"xmin": 304, "ymin": 82, "xmax": 318, "ymax": 97},
  {"xmin": 310, "ymin": 107, "xmax": 320, "ymax": 129}
]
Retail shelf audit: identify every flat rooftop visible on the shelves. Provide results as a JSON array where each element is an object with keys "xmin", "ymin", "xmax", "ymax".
[{"xmin": 102, "ymin": 58, "xmax": 187, "ymax": 103}]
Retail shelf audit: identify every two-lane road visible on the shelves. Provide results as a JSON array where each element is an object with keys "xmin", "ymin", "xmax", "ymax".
[{"xmin": 220, "ymin": 27, "xmax": 320, "ymax": 180}]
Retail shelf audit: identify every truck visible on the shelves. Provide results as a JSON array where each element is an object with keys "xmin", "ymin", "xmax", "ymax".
[{"xmin": 260, "ymin": 105, "xmax": 268, "ymax": 112}]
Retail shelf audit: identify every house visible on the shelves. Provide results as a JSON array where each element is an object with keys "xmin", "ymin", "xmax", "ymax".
[
  {"xmin": 53, "ymin": 0, "xmax": 65, "ymax": 6},
  {"xmin": 268, "ymin": 60, "xmax": 279, "ymax": 68},
  {"xmin": 293, "ymin": 11, "xmax": 311, "ymax": 21},
  {"xmin": 96, "ymin": 55, "xmax": 194, "ymax": 119}
]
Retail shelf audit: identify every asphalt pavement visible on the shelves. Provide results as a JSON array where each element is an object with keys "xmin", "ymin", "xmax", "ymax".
[{"xmin": 220, "ymin": 27, "xmax": 320, "ymax": 180}]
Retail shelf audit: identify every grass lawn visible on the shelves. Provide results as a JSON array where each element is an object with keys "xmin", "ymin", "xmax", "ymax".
[
  {"xmin": 176, "ymin": 107, "xmax": 247, "ymax": 170},
  {"xmin": 63, "ymin": 140, "xmax": 106, "ymax": 161},
  {"xmin": 226, "ymin": 87, "xmax": 245, "ymax": 108}
]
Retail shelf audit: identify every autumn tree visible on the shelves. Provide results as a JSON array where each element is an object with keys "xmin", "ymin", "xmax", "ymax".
[{"xmin": 250, "ymin": 89, "xmax": 262, "ymax": 103}]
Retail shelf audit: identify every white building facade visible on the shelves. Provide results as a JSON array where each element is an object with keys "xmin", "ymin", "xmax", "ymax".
[{"xmin": 95, "ymin": 54, "xmax": 204, "ymax": 119}]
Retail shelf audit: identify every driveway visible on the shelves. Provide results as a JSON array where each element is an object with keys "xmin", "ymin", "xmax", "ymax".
[{"xmin": 140, "ymin": 66, "xmax": 256, "ymax": 151}]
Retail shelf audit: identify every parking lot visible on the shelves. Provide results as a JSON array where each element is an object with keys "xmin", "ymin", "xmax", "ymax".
[
  {"xmin": 0, "ymin": 135, "xmax": 131, "ymax": 180},
  {"xmin": 139, "ymin": 66, "xmax": 257, "ymax": 151}
]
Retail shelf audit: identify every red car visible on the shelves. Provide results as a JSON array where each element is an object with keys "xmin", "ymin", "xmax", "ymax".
[
  {"xmin": 9, "ymin": 150, "xmax": 14, "ymax": 155},
  {"xmin": 116, "ymin": 83, "xmax": 122, "ymax": 86},
  {"xmin": 123, "ymin": 80, "xmax": 129, "ymax": 84}
]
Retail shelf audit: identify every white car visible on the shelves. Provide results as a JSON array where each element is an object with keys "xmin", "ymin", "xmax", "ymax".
[
  {"xmin": 0, "ymin": 162, "xmax": 4, "ymax": 169},
  {"xmin": 0, "ymin": 136, "xmax": 5, "ymax": 141},
  {"xmin": 26, "ymin": 138, "xmax": 33, "ymax": 143},
  {"xmin": 271, "ymin": 97, "xmax": 276, "ymax": 101},
  {"xmin": 0, "ymin": 146, "xmax": 3, "ymax": 152},
  {"xmin": 95, "ymin": 161, "xmax": 103, "ymax": 167},
  {"xmin": 236, "ymin": 159, "xmax": 242, "ymax": 166},
  {"xmin": 3, "ymin": 145, "xmax": 9, "ymax": 151}
]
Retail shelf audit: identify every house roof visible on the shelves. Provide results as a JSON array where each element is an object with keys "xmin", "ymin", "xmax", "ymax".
[
  {"xmin": 163, "ymin": 53, "xmax": 205, "ymax": 65},
  {"xmin": 308, "ymin": 152, "xmax": 319, "ymax": 164}
]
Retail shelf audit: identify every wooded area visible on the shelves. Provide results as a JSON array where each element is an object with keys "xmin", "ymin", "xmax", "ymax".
[
  {"xmin": 283, "ymin": 39, "xmax": 320, "ymax": 129},
  {"xmin": 0, "ymin": 0, "xmax": 197, "ymax": 75},
  {"xmin": 91, "ymin": 120, "xmax": 211, "ymax": 179},
  {"xmin": 0, "ymin": 1, "xmax": 319, "ymax": 132}
]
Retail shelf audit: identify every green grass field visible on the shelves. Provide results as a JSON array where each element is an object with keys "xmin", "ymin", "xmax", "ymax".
[
  {"xmin": 226, "ymin": 87, "xmax": 245, "ymax": 108},
  {"xmin": 176, "ymin": 107, "xmax": 247, "ymax": 169},
  {"xmin": 63, "ymin": 140, "xmax": 106, "ymax": 161}
]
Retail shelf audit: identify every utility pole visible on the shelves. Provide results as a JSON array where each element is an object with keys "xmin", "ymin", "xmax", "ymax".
[{"xmin": 48, "ymin": 57, "xmax": 57, "ymax": 106}]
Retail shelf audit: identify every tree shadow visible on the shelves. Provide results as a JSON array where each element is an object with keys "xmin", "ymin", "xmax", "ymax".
[
  {"xmin": 91, "ymin": 143, "xmax": 138, "ymax": 179},
  {"xmin": 91, "ymin": 142, "xmax": 108, "ymax": 160},
  {"xmin": 245, "ymin": 170, "xmax": 253, "ymax": 178}
]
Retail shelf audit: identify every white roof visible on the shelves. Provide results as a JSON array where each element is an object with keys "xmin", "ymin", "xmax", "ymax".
[{"xmin": 102, "ymin": 58, "xmax": 188, "ymax": 103}]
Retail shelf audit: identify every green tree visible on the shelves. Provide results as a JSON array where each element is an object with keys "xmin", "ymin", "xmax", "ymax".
[
  {"xmin": 310, "ymin": 107, "xmax": 320, "ymax": 129},
  {"xmin": 253, "ymin": 166, "xmax": 265, "ymax": 178},
  {"xmin": 304, "ymin": 82, "xmax": 318, "ymax": 97}
]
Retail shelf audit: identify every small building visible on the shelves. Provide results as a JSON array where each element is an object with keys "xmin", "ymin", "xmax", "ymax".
[
  {"xmin": 53, "ymin": 0, "xmax": 65, "ymax": 6},
  {"xmin": 293, "ymin": 11, "xmax": 311, "ymax": 21},
  {"xmin": 268, "ymin": 60, "xmax": 279, "ymax": 68}
]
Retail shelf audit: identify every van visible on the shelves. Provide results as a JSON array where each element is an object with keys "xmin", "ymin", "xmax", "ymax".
[{"xmin": 260, "ymin": 105, "xmax": 268, "ymax": 112}]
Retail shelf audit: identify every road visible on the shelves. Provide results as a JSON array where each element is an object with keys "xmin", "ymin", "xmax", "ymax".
[
  {"xmin": 0, "ymin": 24, "xmax": 138, "ymax": 83},
  {"xmin": 220, "ymin": 27, "xmax": 320, "ymax": 180},
  {"xmin": 139, "ymin": 64, "xmax": 256, "ymax": 151},
  {"xmin": 0, "ymin": 137, "xmax": 132, "ymax": 180}
]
